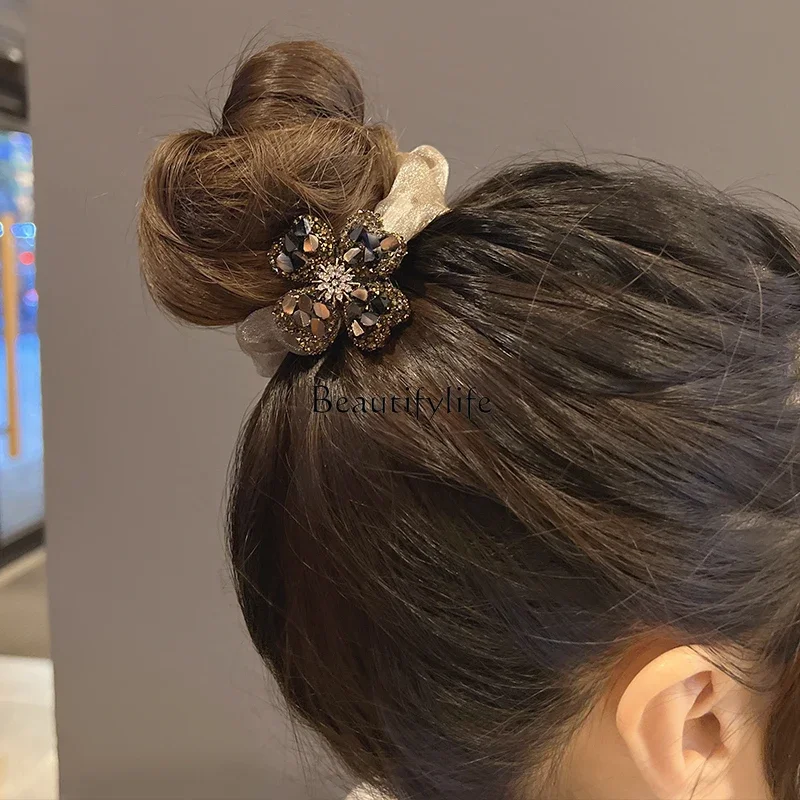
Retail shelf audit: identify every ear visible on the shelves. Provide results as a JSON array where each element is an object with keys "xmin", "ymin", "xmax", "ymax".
[{"xmin": 615, "ymin": 645, "xmax": 752, "ymax": 800}]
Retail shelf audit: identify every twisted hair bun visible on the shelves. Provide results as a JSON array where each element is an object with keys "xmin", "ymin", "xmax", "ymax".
[{"xmin": 138, "ymin": 41, "xmax": 398, "ymax": 326}]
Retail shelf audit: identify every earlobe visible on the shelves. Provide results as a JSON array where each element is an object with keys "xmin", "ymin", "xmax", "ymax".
[{"xmin": 615, "ymin": 646, "xmax": 748, "ymax": 800}]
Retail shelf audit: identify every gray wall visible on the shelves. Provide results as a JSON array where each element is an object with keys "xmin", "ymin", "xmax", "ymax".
[{"xmin": 28, "ymin": 1, "xmax": 800, "ymax": 798}]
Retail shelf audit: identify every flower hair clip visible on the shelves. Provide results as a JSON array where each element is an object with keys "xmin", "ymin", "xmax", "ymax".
[
  {"xmin": 236, "ymin": 145, "xmax": 450, "ymax": 374},
  {"xmin": 269, "ymin": 210, "xmax": 411, "ymax": 355}
]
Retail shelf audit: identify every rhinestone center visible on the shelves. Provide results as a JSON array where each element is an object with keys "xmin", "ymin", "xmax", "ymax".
[{"xmin": 314, "ymin": 261, "xmax": 357, "ymax": 304}]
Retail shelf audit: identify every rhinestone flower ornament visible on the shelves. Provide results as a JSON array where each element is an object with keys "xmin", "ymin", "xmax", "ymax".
[{"xmin": 268, "ymin": 210, "xmax": 411, "ymax": 355}]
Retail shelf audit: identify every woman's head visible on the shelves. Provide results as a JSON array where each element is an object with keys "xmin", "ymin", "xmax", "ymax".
[{"xmin": 139, "ymin": 40, "xmax": 800, "ymax": 800}]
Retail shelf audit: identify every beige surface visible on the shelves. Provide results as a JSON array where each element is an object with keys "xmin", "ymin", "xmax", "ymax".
[
  {"xmin": 0, "ymin": 549, "xmax": 49, "ymax": 659},
  {"xmin": 0, "ymin": 654, "xmax": 57, "ymax": 800},
  {"xmin": 29, "ymin": 1, "xmax": 800, "ymax": 799}
]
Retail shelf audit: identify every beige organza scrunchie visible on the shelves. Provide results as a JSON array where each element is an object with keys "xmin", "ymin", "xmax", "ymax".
[
  {"xmin": 374, "ymin": 144, "xmax": 450, "ymax": 241},
  {"xmin": 235, "ymin": 145, "xmax": 450, "ymax": 376}
]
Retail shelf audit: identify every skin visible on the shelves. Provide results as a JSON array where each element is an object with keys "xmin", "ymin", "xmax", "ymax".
[{"xmin": 558, "ymin": 642, "xmax": 772, "ymax": 800}]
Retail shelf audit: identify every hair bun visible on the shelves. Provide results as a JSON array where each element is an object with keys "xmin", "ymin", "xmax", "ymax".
[
  {"xmin": 138, "ymin": 41, "xmax": 399, "ymax": 327},
  {"xmin": 220, "ymin": 40, "xmax": 367, "ymax": 132}
]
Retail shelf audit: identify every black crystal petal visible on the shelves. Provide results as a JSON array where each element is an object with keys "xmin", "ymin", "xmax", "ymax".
[
  {"xmin": 370, "ymin": 294, "xmax": 390, "ymax": 314},
  {"xmin": 292, "ymin": 217, "xmax": 312, "ymax": 237},
  {"xmin": 346, "ymin": 301, "xmax": 366, "ymax": 322}
]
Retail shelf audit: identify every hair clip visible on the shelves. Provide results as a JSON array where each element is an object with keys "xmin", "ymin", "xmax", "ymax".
[
  {"xmin": 237, "ymin": 146, "xmax": 449, "ymax": 371},
  {"xmin": 267, "ymin": 210, "xmax": 411, "ymax": 355}
]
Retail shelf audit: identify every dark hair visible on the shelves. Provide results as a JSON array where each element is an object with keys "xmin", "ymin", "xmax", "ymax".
[{"xmin": 139, "ymin": 40, "xmax": 800, "ymax": 800}]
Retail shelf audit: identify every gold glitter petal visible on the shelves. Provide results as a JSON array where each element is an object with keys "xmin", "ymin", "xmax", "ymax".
[
  {"xmin": 338, "ymin": 209, "xmax": 407, "ymax": 279},
  {"xmin": 269, "ymin": 214, "xmax": 336, "ymax": 286},
  {"xmin": 347, "ymin": 281, "xmax": 411, "ymax": 352},
  {"xmin": 273, "ymin": 288, "xmax": 343, "ymax": 355}
]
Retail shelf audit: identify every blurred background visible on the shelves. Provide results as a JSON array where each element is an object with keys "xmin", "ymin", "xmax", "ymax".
[
  {"xmin": 0, "ymin": 1, "xmax": 41, "ymax": 560},
  {"xmin": 0, "ymin": 1, "xmax": 798, "ymax": 799},
  {"xmin": 0, "ymin": 1, "xmax": 52, "ymax": 799}
]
